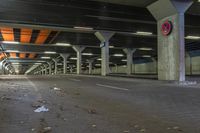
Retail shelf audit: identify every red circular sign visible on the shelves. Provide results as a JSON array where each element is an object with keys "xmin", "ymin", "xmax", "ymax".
[{"xmin": 161, "ymin": 20, "xmax": 173, "ymax": 36}]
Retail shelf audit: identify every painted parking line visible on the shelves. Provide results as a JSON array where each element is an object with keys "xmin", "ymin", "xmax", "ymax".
[
  {"xmin": 96, "ymin": 84, "xmax": 129, "ymax": 91},
  {"xmin": 69, "ymin": 78, "xmax": 81, "ymax": 82}
]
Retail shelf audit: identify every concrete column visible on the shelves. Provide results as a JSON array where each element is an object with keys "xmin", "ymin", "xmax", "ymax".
[
  {"xmin": 87, "ymin": 59, "xmax": 94, "ymax": 75},
  {"xmin": 148, "ymin": 0, "xmax": 193, "ymax": 81},
  {"xmin": 52, "ymin": 59, "xmax": 58, "ymax": 75},
  {"xmin": 60, "ymin": 54, "xmax": 70, "ymax": 74},
  {"xmin": 44, "ymin": 64, "xmax": 48, "ymax": 75},
  {"xmin": 123, "ymin": 48, "xmax": 136, "ymax": 75},
  {"xmin": 95, "ymin": 31, "xmax": 115, "ymax": 76},
  {"xmin": 47, "ymin": 62, "xmax": 52, "ymax": 75},
  {"xmin": 73, "ymin": 46, "xmax": 85, "ymax": 74}
]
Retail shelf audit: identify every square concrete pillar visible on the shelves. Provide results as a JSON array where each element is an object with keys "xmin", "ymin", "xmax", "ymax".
[
  {"xmin": 60, "ymin": 54, "xmax": 70, "ymax": 74},
  {"xmin": 73, "ymin": 46, "xmax": 85, "ymax": 75},
  {"xmin": 123, "ymin": 48, "xmax": 136, "ymax": 75},
  {"xmin": 148, "ymin": 0, "xmax": 193, "ymax": 81},
  {"xmin": 95, "ymin": 31, "xmax": 115, "ymax": 76},
  {"xmin": 52, "ymin": 59, "xmax": 58, "ymax": 75}
]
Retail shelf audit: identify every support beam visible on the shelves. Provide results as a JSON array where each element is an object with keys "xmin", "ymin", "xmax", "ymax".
[
  {"xmin": 95, "ymin": 31, "xmax": 115, "ymax": 76},
  {"xmin": 47, "ymin": 62, "xmax": 52, "ymax": 75},
  {"xmin": 73, "ymin": 46, "xmax": 85, "ymax": 75},
  {"xmin": 60, "ymin": 54, "xmax": 70, "ymax": 74},
  {"xmin": 87, "ymin": 59, "xmax": 94, "ymax": 75},
  {"xmin": 148, "ymin": 0, "xmax": 193, "ymax": 81},
  {"xmin": 52, "ymin": 59, "xmax": 58, "ymax": 75},
  {"xmin": 123, "ymin": 48, "xmax": 136, "ymax": 75}
]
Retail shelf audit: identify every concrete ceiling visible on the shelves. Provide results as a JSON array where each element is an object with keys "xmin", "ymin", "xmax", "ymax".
[{"xmin": 89, "ymin": 0, "xmax": 157, "ymax": 7}]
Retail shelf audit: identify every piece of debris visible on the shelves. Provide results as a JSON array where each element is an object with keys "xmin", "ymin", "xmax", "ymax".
[
  {"xmin": 31, "ymin": 128, "xmax": 35, "ymax": 132},
  {"xmin": 140, "ymin": 129, "xmax": 146, "ymax": 132},
  {"xmin": 34, "ymin": 106, "xmax": 49, "ymax": 113},
  {"xmin": 20, "ymin": 121, "xmax": 24, "ymax": 124},
  {"xmin": 88, "ymin": 108, "xmax": 97, "ymax": 114},
  {"xmin": 123, "ymin": 130, "xmax": 130, "ymax": 133},
  {"xmin": 54, "ymin": 87, "xmax": 61, "ymax": 91},
  {"xmin": 173, "ymin": 126, "xmax": 179, "ymax": 130},
  {"xmin": 42, "ymin": 127, "xmax": 52, "ymax": 133},
  {"xmin": 92, "ymin": 124, "xmax": 96, "ymax": 128}
]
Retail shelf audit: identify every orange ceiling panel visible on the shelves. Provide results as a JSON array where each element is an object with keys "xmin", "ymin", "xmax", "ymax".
[
  {"xmin": 35, "ymin": 30, "xmax": 51, "ymax": 44},
  {"xmin": 0, "ymin": 28, "xmax": 15, "ymax": 41},
  {"xmin": 20, "ymin": 29, "xmax": 32, "ymax": 58},
  {"xmin": 19, "ymin": 53, "xmax": 26, "ymax": 58},
  {"xmin": 28, "ymin": 29, "xmax": 51, "ymax": 58},
  {"xmin": 29, "ymin": 53, "xmax": 36, "ymax": 59},
  {"xmin": 10, "ymin": 53, "xmax": 16, "ymax": 58},
  {"xmin": 20, "ymin": 29, "xmax": 32, "ymax": 43}
]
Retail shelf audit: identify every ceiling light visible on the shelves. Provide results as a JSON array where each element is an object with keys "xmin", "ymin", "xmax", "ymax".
[
  {"xmin": 95, "ymin": 64, "xmax": 101, "ymax": 66},
  {"xmin": 138, "ymin": 48, "xmax": 153, "ymax": 51},
  {"xmin": 185, "ymin": 36, "xmax": 200, "ymax": 40},
  {"xmin": 121, "ymin": 59, "xmax": 127, "ymax": 62},
  {"xmin": 41, "ymin": 57, "xmax": 51, "ymax": 59},
  {"xmin": 55, "ymin": 43, "xmax": 71, "ymax": 46},
  {"xmin": 142, "ymin": 55, "xmax": 151, "ymax": 58},
  {"xmin": 70, "ymin": 57, "xmax": 77, "ymax": 60},
  {"xmin": 82, "ymin": 53, "xmax": 93, "ymax": 56},
  {"xmin": 34, "ymin": 63, "xmax": 42, "ymax": 65},
  {"xmin": 12, "ymin": 63, "xmax": 20, "ymax": 65},
  {"xmin": 97, "ymin": 58, "xmax": 102, "ymax": 61},
  {"xmin": 134, "ymin": 31, "xmax": 153, "ymax": 36},
  {"xmin": 44, "ymin": 51, "xmax": 56, "ymax": 54},
  {"xmin": 109, "ymin": 46, "xmax": 114, "ymax": 48},
  {"xmin": 74, "ymin": 26, "xmax": 94, "ymax": 30},
  {"xmin": 2, "ymin": 41, "xmax": 20, "ymax": 44},
  {"xmin": 113, "ymin": 54, "xmax": 124, "ymax": 57},
  {"xmin": 5, "ymin": 50, "xmax": 20, "ymax": 53}
]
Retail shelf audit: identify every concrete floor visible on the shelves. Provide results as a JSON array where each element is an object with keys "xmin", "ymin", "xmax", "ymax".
[{"xmin": 0, "ymin": 75, "xmax": 200, "ymax": 133}]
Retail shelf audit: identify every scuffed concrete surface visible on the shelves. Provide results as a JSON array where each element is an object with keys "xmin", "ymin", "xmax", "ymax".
[{"xmin": 0, "ymin": 75, "xmax": 200, "ymax": 133}]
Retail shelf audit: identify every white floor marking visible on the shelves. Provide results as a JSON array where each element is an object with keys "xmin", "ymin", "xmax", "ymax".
[
  {"xmin": 69, "ymin": 78, "xmax": 81, "ymax": 82},
  {"xmin": 96, "ymin": 84, "xmax": 129, "ymax": 91}
]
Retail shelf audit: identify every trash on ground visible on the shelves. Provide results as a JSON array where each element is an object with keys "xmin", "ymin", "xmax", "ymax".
[
  {"xmin": 123, "ymin": 130, "xmax": 130, "ymax": 133},
  {"xmin": 92, "ymin": 124, "xmax": 96, "ymax": 128},
  {"xmin": 42, "ymin": 127, "xmax": 52, "ymax": 133},
  {"xmin": 140, "ymin": 129, "xmax": 146, "ymax": 132},
  {"xmin": 34, "ymin": 106, "xmax": 49, "ymax": 113},
  {"xmin": 54, "ymin": 87, "xmax": 61, "ymax": 91},
  {"xmin": 88, "ymin": 108, "xmax": 97, "ymax": 114}
]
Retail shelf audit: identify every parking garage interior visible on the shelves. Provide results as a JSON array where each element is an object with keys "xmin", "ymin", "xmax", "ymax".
[{"xmin": 0, "ymin": 0, "xmax": 200, "ymax": 133}]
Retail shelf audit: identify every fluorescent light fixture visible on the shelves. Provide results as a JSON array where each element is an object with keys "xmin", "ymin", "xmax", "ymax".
[
  {"xmin": 6, "ymin": 50, "xmax": 20, "ymax": 53},
  {"xmin": 109, "ymin": 46, "xmax": 114, "ymax": 48},
  {"xmin": 134, "ymin": 31, "xmax": 153, "ymax": 36},
  {"xmin": 41, "ymin": 57, "xmax": 51, "ymax": 59},
  {"xmin": 34, "ymin": 63, "xmax": 42, "ymax": 65},
  {"xmin": 95, "ymin": 64, "xmax": 101, "ymax": 66},
  {"xmin": 74, "ymin": 26, "xmax": 93, "ymax": 30},
  {"xmin": 122, "ymin": 59, "xmax": 127, "ymax": 62},
  {"xmin": 142, "ymin": 55, "xmax": 151, "ymax": 58},
  {"xmin": 2, "ymin": 41, "xmax": 19, "ymax": 44},
  {"xmin": 185, "ymin": 36, "xmax": 200, "ymax": 40},
  {"xmin": 97, "ymin": 58, "xmax": 102, "ymax": 61},
  {"xmin": 12, "ymin": 63, "xmax": 20, "ymax": 65},
  {"xmin": 44, "ymin": 51, "xmax": 56, "ymax": 54},
  {"xmin": 55, "ymin": 43, "xmax": 71, "ymax": 46},
  {"xmin": 113, "ymin": 54, "xmax": 124, "ymax": 57},
  {"xmin": 70, "ymin": 57, "xmax": 77, "ymax": 60},
  {"xmin": 82, "ymin": 53, "xmax": 93, "ymax": 56},
  {"xmin": 138, "ymin": 48, "xmax": 153, "ymax": 51}
]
